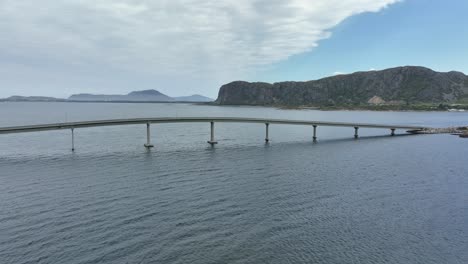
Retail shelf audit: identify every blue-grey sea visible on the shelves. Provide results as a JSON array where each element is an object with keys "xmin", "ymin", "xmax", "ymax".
[{"xmin": 0, "ymin": 102, "xmax": 467, "ymax": 264}]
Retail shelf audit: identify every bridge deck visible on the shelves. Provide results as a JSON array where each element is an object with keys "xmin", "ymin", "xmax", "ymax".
[{"xmin": 0, "ymin": 117, "xmax": 427, "ymax": 134}]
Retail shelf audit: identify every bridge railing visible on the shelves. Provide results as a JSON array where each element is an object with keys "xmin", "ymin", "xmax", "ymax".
[{"xmin": 0, "ymin": 117, "xmax": 427, "ymax": 151}]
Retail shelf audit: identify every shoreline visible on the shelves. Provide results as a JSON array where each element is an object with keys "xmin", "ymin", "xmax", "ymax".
[
  {"xmin": 2, "ymin": 100, "xmax": 468, "ymax": 112},
  {"xmin": 0, "ymin": 100, "xmax": 206, "ymax": 104},
  {"xmin": 204, "ymin": 102, "xmax": 468, "ymax": 112}
]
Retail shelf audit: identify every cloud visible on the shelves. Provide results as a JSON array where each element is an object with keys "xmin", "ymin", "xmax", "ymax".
[{"xmin": 0, "ymin": 0, "xmax": 399, "ymax": 96}]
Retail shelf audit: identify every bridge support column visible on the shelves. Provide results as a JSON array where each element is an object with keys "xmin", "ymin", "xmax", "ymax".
[
  {"xmin": 391, "ymin": 128, "xmax": 396, "ymax": 136},
  {"xmin": 144, "ymin": 123, "xmax": 154, "ymax": 148},
  {"xmin": 354, "ymin": 127, "xmax": 359, "ymax": 139},
  {"xmin": 313, "ymin": 125, "xmax": 317, "ymax": 142},
  {"xmin": 71, "ymin": 128, "xmax": 75, "ymax": 151},
  {"xmin": 208, "ymin": 122, "xmax": 218, "ymax": 145},
  {"xmin": 265, "ymin": 123, "xmax": 270, "ymax": 143}
]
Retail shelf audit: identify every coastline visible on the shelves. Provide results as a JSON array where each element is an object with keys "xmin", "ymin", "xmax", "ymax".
[
  {"xmin": 204, "ymin": 102, "xmax": 468, "ymax": 112},
  {"xmin": 2, "ymin": 100, "xmax": 468, "ymax": 112}
]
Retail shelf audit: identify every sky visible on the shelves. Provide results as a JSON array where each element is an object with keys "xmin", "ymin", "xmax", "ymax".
[{"xmin": 1, "ymin": 0, "xmax": 467, "ymax": 99}]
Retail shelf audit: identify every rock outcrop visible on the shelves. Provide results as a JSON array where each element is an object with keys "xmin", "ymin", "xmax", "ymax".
[
  {"xmin": 367, "ymin": 96, "xmax": 386, "ymax": 105},
  {"xmin": 415, "ymin": 126, "xmax": 468, "ymax": 134},
  {"xmin": 215, "ymin": 66, "xmax": 468, "ymax": 107}
]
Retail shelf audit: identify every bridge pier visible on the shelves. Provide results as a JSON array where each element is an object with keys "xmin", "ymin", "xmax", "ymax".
[
  {"xmin": 0, "ymin": 118, "xmax": 428, "ymax": 152},
  {"xmin": 354, "ymin": 127, "xmax": 359, "ymax": 139},
  {"xmin": 313, "ymin": 125, "xmax": 317, "ymax": 142},
  {"xmin": 71, "ymin": 128, "xmax": 75, "ymax": 151},
  {"xmin": 144, "ymin": 123, "xmax": 154, "ymax": 148},
  {"xmin": 207, "ymin": 122, "xmax": 218, "ymax": 145}
]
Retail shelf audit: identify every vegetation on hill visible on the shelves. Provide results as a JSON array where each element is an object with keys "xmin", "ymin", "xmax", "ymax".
[{"xmin": 215, "ymin": 66, "xmax": 468, "ymax": 110}]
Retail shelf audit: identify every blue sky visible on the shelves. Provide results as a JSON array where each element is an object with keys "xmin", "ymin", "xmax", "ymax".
[
  {"xmin": 257, "ymin": 0, "xmax": 468, "ymax": 82},
  {"xmin": 0, "ymin": 0, "xmax": 467, "ymax": 98}
]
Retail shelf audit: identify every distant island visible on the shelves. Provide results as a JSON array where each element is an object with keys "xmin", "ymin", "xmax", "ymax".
[
  {"xmin": 2, "ymin": 96, "xmax": 68, "ymax": 102},
  {"xmin": 214, "ymin": 66, "xmax": 468, "ymax": 111},
  {"xmin": 1, "ymin": 90, "xmax": 213, "ymax": 103}
]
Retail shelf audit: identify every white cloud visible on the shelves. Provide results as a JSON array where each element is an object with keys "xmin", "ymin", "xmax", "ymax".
[{"xmin": 0, "ymin": 0, "xmax": 399, "ymax": 96}]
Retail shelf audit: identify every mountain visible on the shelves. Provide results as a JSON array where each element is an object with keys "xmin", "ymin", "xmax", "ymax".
[
  {"xmin": 215, "ymin": 66, "xmax": 468, "ymax": 108},
  {"xmin": 126, "ymin": 90, "xmax": 174, "ymax": 101},
  {"xmin": 1, "ymin": 90, "xmax": 213, "ymax": 103},
  {"xmin": 69, "ymin": 89, "xmax": 174, "ymax": 102},
  {"xmin": 173, "ymin": 94, "xmax": 213, "ymax": 102}
]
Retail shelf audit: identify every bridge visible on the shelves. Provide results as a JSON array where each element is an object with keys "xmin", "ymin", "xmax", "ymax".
[{"xmin": 0, "ymin": 117, "xmax": 428, "ymax": 151}]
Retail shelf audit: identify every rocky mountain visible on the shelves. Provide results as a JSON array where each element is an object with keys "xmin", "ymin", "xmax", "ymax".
[
  {"xmin": 173, "ymin": 94, "xmax": 213, "ymax": 102},
  {"xmin": 215, "ymin": 66, "xmax": 468, "ymax": 107},
  {"xmin": 69, "ymin": 89, "xmax": 174, "ymax": 102}
]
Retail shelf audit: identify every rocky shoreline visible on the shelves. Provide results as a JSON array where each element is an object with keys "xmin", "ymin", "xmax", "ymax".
[{"xmin": 412, "ymin": 126, "xmax": 468, "ymax": 136}]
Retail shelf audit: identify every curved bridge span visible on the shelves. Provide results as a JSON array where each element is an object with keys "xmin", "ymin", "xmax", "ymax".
[{"xmin": 0, "ymin": 117, "xmax": 428, "ymax": 151}]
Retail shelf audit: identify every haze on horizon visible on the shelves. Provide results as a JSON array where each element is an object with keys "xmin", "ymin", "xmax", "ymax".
[{"xmin": 1, "ymin": 0, "xmax": 467, "ymax": 99}]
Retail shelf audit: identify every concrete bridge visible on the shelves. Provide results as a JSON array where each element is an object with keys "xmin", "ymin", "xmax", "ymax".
[{"xmin": 0, "ymin": 117, "xmax": 428, "ymax": 151}]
